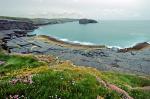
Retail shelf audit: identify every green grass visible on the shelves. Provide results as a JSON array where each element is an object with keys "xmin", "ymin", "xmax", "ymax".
[
  {"xmin": 0, "ymin": 53, "xmax": 44, "ymax": 75},
  {"xmin": 0, "ymin": 52, "xmax": 150, "ymax": 99},
  {"xmin": 130, "ymin": 90, "xmax": 150, "ymax": 99},
  {"xmin": 101, "ymin": 72, "xmax": 150, "ymax": 88},
  {"xmin": 0, "ymin": 16, "xmax": 78, "ymax": 25},
  {"xmin": 100, "ymin": 72, "xmax": 150, "ymax": 99},
  {"xmin": 0, "ymin": 16, "xmax": 32, "ymax": 22},
  {"xmin": 0, "ymin": 70, "xmax": 121, "ymax": 99}
]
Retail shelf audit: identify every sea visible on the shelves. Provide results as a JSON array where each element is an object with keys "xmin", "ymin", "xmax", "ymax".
[{"xmin": 32, "ymin": 20, "xmax": 150, "ymax": 48}]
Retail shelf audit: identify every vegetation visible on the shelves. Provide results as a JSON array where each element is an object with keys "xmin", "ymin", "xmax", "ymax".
[
  {"xmin": 101, "ymin": 72, "xmax": 150, "ymax": 88},
  {"xmin": 0, "ymin": 52, "xmax": 150, "ymax": 99},
  {"xmin": 0, "ymin": 16, "xmax": 78, "ymax": 26},
  {"xmin": 0, "ymin": 53, "xmax": 44, "ymax": 74},
  {"xmin": 0, "ymin": 16, "xmax": 32, "ymax": 22}
]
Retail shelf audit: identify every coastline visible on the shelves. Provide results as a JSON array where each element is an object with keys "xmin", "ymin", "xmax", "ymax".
[
  {"xmin": 3, "ymin": 35, "xmax": 150, "ymax": 75},
  {"xmin": 0, "ymin": 16, "xmax": 150, "ymax": 75},
  {"xmin": 37, "ymin": 35, "xmax": 106, "ymax": 49},
  {"xmin": 32, "ymin": 20, "xmax": 150, "ymax": 50},
  {"xmin": 37, "ymin": 35, "xmax": 150, "ymax": 51},
  {"xmin": 1, "ymin": 16, "xmax": 149, "ymax": 51}
]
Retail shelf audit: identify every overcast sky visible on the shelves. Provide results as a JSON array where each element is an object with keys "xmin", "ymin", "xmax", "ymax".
[{"xmin": 0, "ymin": 0, "xmax": 150, "ymax": 20}]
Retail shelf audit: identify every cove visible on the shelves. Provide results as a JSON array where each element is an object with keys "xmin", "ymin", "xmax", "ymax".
[{"xmin": 32, "ymin": 20, "xmax": 150, "ymax": 48}]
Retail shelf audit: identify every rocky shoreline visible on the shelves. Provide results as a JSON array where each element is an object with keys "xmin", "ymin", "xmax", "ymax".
[
  {"xmin": 0, "ymin": 17, "xmax": 150, "ymax": 75},
  {"xmin": 0, "ymin": 17, "xmax": 78, "ymax": 51}
]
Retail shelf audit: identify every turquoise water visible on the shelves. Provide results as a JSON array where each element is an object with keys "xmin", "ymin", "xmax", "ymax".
[{"xmin": 32, "ymin": 20, "xmax": 150, "ymax": 48}]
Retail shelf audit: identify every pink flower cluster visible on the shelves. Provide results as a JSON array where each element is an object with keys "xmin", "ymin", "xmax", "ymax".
[
  {"xmin": 6, "ymin": 95, "xmax": 26, "ymax": 99},
  {"xmin": 9, "ymin": 75, "xmax": 33, "ymax": 85}
]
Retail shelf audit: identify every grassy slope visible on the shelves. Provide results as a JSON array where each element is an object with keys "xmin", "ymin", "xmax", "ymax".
[{"xmin": 0, "ymin": 52, "xmax": 150, "ymax": 99}]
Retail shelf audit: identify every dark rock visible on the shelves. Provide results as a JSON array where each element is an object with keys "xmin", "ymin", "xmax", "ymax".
[
  {"xmin": 13, "ymin": 31, "xmax": 27, "ymax": 37},
  {"xmin": 132, "ymin": 42, "xmax": 150, "ymax": 49},
  {"xmin": 111, "ymin": 62, "xmax": 120, "ymax": 68},
  {"xmin": 2, "ymin": 36, "xmax": 11, "ymax": 42},
  {"xmin": 119, "ymin": 42, "xmax": 150, "ymax": 52},
  {"xmin": 131, "ymin": 52, "xmax": 136, "ymax": 55},
  {"xmin": 80, "ymin": 51, "xmax": 109, "ymax": 57},
  {"xmin": 81, "ymin": 52, "xmax": 94, "ymax": 57},
  {"xmin": 114, "ymin": 59, "xmax": 122, "ymax": 62},
  {"xmin": 0, "ymin": 20, "xmax": 37, "ymax": 30},
  {"xmin": 27, "ymin": 34, "xmax": 36, "ymax": 37},
  {"xmin": 79, "ymin": 19, "xmax": 98, "ymax": 24},
  {"xmin": 111, "ymin": 47, "xmax": 119, "ymax": 52}
]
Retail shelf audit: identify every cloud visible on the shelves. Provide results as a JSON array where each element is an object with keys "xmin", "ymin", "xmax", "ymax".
[
  {"xmin": 95, "ymin": 8, "xmax": 141, "ymax": 20},
  {"xmin": 27, "ymin": 9, "xmax": 83, "ymax": 18},
  {"xmin": 0, "ymin": 0, "xmax": 149, "ymax": 20}
]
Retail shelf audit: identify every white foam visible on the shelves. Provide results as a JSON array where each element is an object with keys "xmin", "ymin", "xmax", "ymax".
[
  {"xmin": 49, "ymin": 36, "xmax": 150, "ymax": 48},
  {"xmin": 58, "ymin": 38, "xmax": 95, "ymax": 45},
  {"xmin": 107, "ymin": 46, "xmax": 122, "ymax": 49}
]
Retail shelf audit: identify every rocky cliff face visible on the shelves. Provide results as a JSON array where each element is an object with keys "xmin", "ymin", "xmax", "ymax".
[
  {"xmin": 79, "ymin": 19, "xmax": 98, "ymax": 24},
  {"xmin": 0, "ymin": 20, "xmax": 37, "ymax": 30},
  {"xmin": 0, "ymin": 19, "xmax": 38, "ymax": 52},
  {"xmin": 0, "ymin": 18, "xmax": 79, "ymax": 52}
]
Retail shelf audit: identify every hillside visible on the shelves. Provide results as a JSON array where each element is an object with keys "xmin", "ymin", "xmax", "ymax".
[
  {"xmin": 0, "ymin": 16, "xmax": 79, "ymax": 26},
  {"xmin": 0, "ymin": 51, "xmax": 150, "ymax": 99},
  {"xmin": 0, "ymin": 16, "xmax": 150, "ymax": 99}
]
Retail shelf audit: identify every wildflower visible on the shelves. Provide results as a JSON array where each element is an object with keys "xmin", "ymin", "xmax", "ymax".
[
  {"xmin": 9, "ymin": 79, "xmax": 18, "ymax": 85},
  {"xmin": 9, "ymin": 75, "xmax": 34, "ymax": 85},
  {"xmin": 9, "ymin": 95, "xmax": 13, "ymax": 99},
  {"xmin": 70, "ymin": 80, "xmax": 76, "ymax": 85},
  {"xmin": 55, "ymin": 94, "xmax": 58, "ymax": 98},
  {"xmin": 21, "ymin": 95, "xmax": 25, "ymax": 98},
  {"xmin": 22, "ymin": 79, "xmax": 28, "ymax": 83},
  {"xmin": 13, "ymin": 95, "xmax": 19, "ymax": 99},
  {"xmin": 28, "ymin": 75, "xmax": 33, "ymax": 84},
  {"xmin": 8, "ymin": 94, "xmax": 26, "ymax": 99},
  {"xmin": 0, "ymin": 60, "xmax": 5, "ymax": 65}
]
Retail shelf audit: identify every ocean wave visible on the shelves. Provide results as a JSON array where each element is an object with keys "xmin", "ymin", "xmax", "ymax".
[
  {"xmin": 59, "ymin": 38, "xmax": 95, "ymax": 45},
  {"xmin": 49, "ymin": 36, "xmax": 150, "ymax": 49},
  {"xmin": 147, "ymin": 41, "xmax": 150, "ymax": 44},
  {"xmin": 107, "ymin": 46, "xmax": 122, "ymax": 49},
  {"xmin": 56, "ymin": 37, "xmax": 124, "ymax": 49}
]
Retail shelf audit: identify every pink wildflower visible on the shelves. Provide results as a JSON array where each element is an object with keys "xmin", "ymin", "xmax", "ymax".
[
  {"xmin": 13, "ymin": 95, "xmax": 19, "ymax": 99},
  {"xmin": 0, "ymin": 61, "xmax": 5, "ymax": 65}
]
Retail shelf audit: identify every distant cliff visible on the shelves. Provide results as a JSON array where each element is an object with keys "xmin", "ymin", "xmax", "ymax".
[
  {"xmin": 0, "ymin": 16, "xmax": 79, "ymax": 28},
  {"xmin": 0, "ymin": 20, "xmax": 37, "ymax": 30},
  {"xmin": 79, "ymin": 19, "xmax": 98, "ymax": 24}
]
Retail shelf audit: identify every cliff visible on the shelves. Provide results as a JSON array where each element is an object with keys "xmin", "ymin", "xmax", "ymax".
[
  {"xmin": 0, "ymin": 20, "xmax": 37, "ymax": 31},
  {"xmin": 79, "ymin": 19, "xmax": 98, "ymax": 24}
]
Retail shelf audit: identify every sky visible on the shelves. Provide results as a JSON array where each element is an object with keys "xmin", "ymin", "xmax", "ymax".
[{"xmin": 0, "ymin": 0, "xmax": 150, "ymax": 20}]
